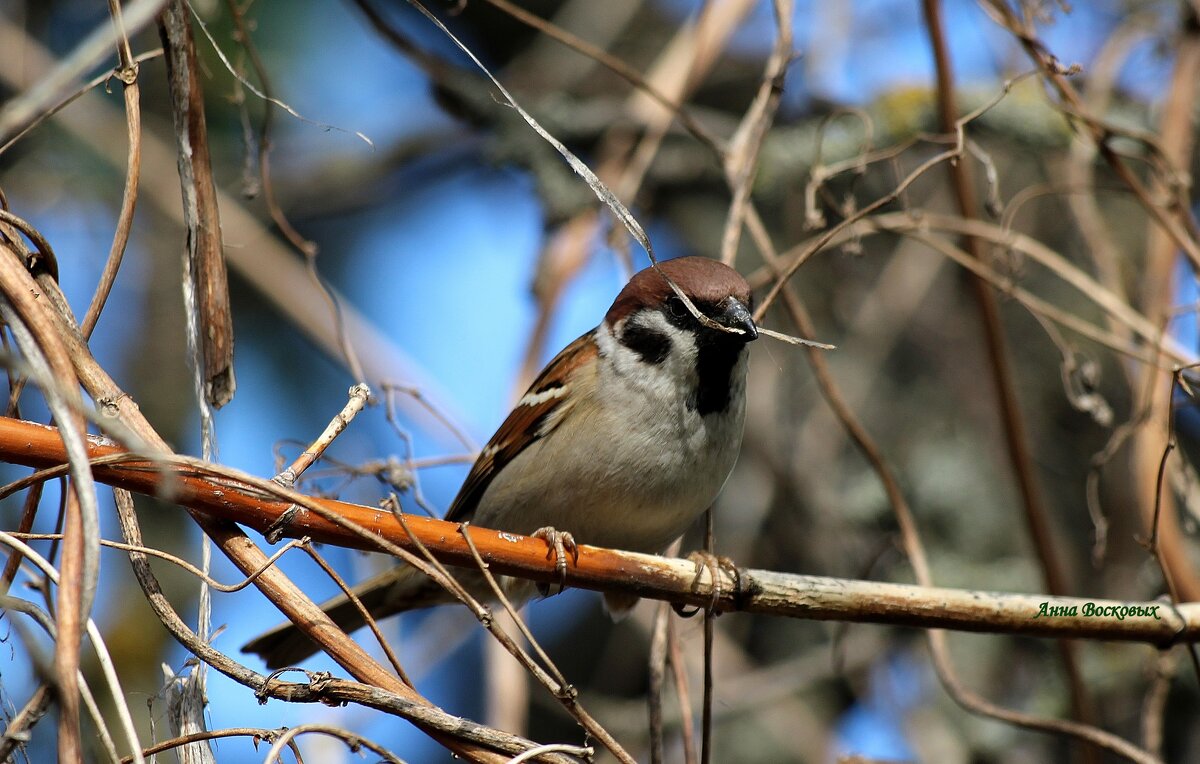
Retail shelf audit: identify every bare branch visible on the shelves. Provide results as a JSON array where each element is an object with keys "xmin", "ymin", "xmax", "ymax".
[{"xmin": 0, "ymin": 415, "xmax": 1197, "ymax": 650}]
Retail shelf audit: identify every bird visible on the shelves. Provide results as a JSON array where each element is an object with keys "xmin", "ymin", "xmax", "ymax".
[{"xmin": 243, "ymin": 256, "xmax": 758, "ymax": 668}]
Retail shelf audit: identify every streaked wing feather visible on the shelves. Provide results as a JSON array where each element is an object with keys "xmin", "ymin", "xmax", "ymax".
[{"xmin": 444, "ymin": 331, "xmax": 598, "ymax": 522}]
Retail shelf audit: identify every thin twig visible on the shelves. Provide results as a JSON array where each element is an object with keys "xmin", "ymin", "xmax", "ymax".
[
  {"xmin": 10, "ymin": 242, "xmax": 514, "ymax": 763},
  {"xmin": 120, "ymin": 727, "xmax": 288, "ymax": 764},
  {"xmin": 981, "ymin": 0, "xmax": 1200, "ymax": 269},
  {"xmin": 11, "ymin": 532, "xmax": 308, "ymax": 593},
  {"xmin": 260, "ymin": 723, "xmax": 405, "ymax": 764},
  {"xmin": 300, "ymin": 542, "xmax": 414, "ymax": 686},
  {"xmin": 748, "ymin": 180, "xmax": 1160, "ymax": 759},
  {"xmin": 788, "ymin": 290, "xmax": 1157, "ymax": 762},
  {"xmin": 479, "ymin": 0, "xmax": 724, "ymax": 158},
  {"xmin": 718, "ymin": 0, "xmax": 792, "ymax": 267},
  {"xmin": 0, "ymin": 533, "xmax": 144, "ymax": 762},
  {"xmin": 648, "ymin": 599, "xmax": 670, "ymax": 764},
  {"xmin": 669, "ymin": 616, "xmax": 697, "ymax": 764},
  {"xmin": 701, "ymin": 509, "xmax": 716, "ymax": 764},
  {"xmin": 0, "ymin": 598, "xmax": 123, "ymax": 764},
  {"xmin": 925, "ymin": 2, "xmax": 1101, "ymax": 744},
  {"xmin": 458, "ymin": 521, "xmax": 636, "ymax": 764},
  {"xmin": 1140, "ymin": 649, "xmax": 1176, "ymax": 759},
  {"xmin": 274, "ymin": 383, "xmax": 371, "ymax": 486},
  {"xmin": 0, "ymin": 684, "xmax": 52, "ymax": 762},
  {"xmin": 0, "ymin": 244, "xmax": 96, "ymax": 761},
  {"xmin": 81, "ymin": 1, "xmax": 143, "ymax": 340},
  {"xmin": 0, "ymin": 0, "xmax": 166, "ymax": 147},
  {"xmin": 1142, "ymin": 367, "xmax": 1200, "ymax": 684}
]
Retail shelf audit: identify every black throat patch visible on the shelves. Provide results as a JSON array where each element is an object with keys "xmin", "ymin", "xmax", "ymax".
[
  {"xmin": 657, "ymin": 298, "xmax": 748, "ymax": 416},
  {"xmin": 690, "ymin": 337, "xmax": 744, "ymax": 415}
]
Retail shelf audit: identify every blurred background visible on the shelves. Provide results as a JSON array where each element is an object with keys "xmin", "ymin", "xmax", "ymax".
[{"xmin": 1, "ymin": 0, "xmax": 1199, "ymax": 761}]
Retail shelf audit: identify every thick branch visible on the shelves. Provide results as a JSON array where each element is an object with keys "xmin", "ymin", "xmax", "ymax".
[{"xmin": 1, "ymin": 415, "xmax": 1196, "ymax": 645}]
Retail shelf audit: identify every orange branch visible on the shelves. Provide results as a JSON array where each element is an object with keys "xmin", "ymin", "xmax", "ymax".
[{"xmin": 3, "ymin": 415, "xmax": 1200, "ymax": 647}]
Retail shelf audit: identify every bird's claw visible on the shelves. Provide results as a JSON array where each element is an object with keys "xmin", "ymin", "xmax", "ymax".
[
  {"xmin": 532, "ymin": 526, "xmax": 578, "ymax": 597},
  {"xmin": 686, "ymin": 550, "xmax": 739, "ymax": 613}
]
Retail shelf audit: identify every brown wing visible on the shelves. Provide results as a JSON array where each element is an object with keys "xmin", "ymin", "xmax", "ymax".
[{"xmin": 444, "ymin": 330, "xmax": 598, "ymax": 522}]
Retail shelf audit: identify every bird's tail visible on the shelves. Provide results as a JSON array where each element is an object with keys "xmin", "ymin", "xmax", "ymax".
[{"xmin": 241, "ymin": 563, "xmax": 456, "ymax": 669}]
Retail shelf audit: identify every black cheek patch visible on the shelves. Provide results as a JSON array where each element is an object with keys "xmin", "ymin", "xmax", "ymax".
[{"xmin": 621, "ymin": 324, "xmax": 672, "ymax": 365}]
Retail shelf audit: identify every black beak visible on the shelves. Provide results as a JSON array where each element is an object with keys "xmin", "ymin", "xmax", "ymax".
[{"xmin": 717, "ymin": 297, "xmax": 758, "ymax": 341}]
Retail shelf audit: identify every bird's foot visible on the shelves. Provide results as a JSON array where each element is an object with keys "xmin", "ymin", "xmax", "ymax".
[
  {"xmin": 531, "ymin": 526, "xmax": 578, "ymax": 597},
  {"xmin": 682, "ymin": 550, "xmax": 739, "ymax": 614}
]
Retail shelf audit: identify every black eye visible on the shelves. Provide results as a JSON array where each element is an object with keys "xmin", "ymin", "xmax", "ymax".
[{"xmin": 666, "ymin": 296, "xmax": 686, "ymax": 318}]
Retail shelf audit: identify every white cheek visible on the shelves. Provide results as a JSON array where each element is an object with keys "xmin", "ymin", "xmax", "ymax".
[{"xmin": 600, "ymin": 313, "xmax": 699, "ymax": 398}]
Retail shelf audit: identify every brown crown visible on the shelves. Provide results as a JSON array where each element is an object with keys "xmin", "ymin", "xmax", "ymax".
[{"xmin": 605, "ymin": 257, "xmax": 752, "ymax": 326}]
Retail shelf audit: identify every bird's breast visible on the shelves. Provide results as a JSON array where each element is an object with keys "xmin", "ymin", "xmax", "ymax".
[{"xmin": 471, "ymin": 345, "xmax": 749, "ymax": 554}]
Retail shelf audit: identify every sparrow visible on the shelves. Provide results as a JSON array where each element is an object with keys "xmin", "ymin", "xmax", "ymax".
[{"xmin": 243, "ymin": 256, "xmax": 758, "ymax": 668}]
